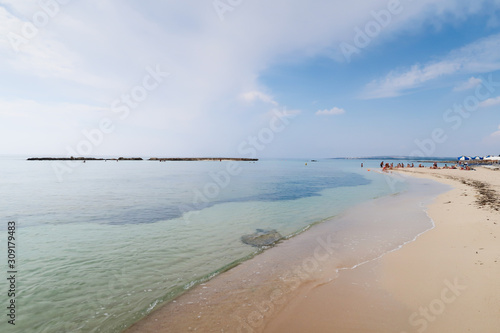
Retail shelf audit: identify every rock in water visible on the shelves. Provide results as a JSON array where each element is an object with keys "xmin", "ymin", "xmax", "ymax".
[{"xmin": 241, "ymin": 229, "xmax": 282, "ymax": 247}]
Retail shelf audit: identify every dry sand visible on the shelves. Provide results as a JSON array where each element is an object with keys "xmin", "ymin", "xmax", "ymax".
[{"xmin": 125, "ymin": 167, "xmax": 500, "ymax": 333}]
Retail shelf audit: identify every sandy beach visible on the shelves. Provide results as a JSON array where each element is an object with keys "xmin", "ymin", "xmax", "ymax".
[
  {"xmin": 264, "ymin": 166, "xmax": 500, "ymax": 333},
  {"xmin": 125, "ymin": 166, "xmax": 500, "ymax": 333},
  {"xmin": 379, "ymin": 167, "xmax": 500, "ymax": 333}
]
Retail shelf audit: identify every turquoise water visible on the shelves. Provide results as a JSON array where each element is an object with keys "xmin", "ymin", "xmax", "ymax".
[{"xmin": 0, "ymin": 157, "xmax": 405, "ymax": 332}]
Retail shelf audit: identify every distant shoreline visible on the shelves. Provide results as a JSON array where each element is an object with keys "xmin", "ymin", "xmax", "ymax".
[
  {"xmin": 26, "ymin": 157, "xmax": 258, "ymax": 162},
  {"xmin": 333, "ymin": 157, "xmax": 500, "ymax": 166}
]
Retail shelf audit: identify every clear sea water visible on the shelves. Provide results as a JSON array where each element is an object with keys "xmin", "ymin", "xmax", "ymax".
[{"xmin": 0, "ymin": 157, "xmax": 410, "ymax": 332}]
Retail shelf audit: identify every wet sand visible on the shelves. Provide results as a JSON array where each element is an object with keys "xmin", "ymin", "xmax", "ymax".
[{"xmin": 125, "ymin": 174, "xmax": 451, "ymax": 333}]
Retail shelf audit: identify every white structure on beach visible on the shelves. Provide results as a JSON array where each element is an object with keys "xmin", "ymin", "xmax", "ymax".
[{"xmin": 458, "ymin": 155, "xmax": 500, "ymax": 162}]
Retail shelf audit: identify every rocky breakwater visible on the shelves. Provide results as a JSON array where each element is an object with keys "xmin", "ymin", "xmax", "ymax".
[
  {"xmin": 27, "ymin": 157, "xmax": 143, "ymax": 161},
  {"xmin": 149, "ymin": 157, "xmax": 258, "ymax": 162}
]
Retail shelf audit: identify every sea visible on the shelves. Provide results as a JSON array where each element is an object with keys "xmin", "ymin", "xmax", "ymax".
[{"xmin": 0, "ymin": 156, "xmax": 447, "ymax": 332}]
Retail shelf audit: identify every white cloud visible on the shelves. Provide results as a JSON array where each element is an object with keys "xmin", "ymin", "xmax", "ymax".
[
  {"xmin": 362, "ymin": 33, "xmax": 500, "ymax": 99},
  {"xmin": 453, "ymin": 76, "xmax": 482, "ymax": 91},
  {"xmin": 0, "ymin": 98, "xmax": 108, "ymax": 123},
  {"xmin": 479, "ymin": 96, "xmax": 500, "ymax": 108},
  {"xmin": 315, "ymin": 107, "xmax": 346, "ymax": 116},
  {"xmin": 241, "ymin": 91, "xmax": 278, "ymax": 105},
  {"xmin": 0, "ymin": 5, "xmax": 119, "ymax": 90},
  {"xmin": 490, "ymin": 124, "xmax": 500, "ymax": 137},
  {"xmin": 0, "ymin": 0, "xmax": 40, "ymax": 16}
]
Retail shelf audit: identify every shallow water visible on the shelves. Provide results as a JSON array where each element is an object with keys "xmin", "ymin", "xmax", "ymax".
[
  {"xmin": 0, "ymin": 157, "xmax": 407, "ymax": 332},
  {"xmin": 123, "ymin": 174, "xmax": 450, "ymax": 333}
]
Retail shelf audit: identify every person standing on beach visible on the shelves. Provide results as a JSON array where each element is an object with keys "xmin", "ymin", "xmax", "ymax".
[{"xmin": 380, "ymin": 161, "xmax": 384, "ymax": 168}]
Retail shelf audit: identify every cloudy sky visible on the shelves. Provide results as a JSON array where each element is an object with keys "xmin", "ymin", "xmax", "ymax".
[{"xmin": 1, "ymin": 0, "xmax": 500, "ymax": 158}]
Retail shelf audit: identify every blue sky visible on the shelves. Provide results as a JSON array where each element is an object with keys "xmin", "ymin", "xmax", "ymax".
[{"xmin": 1, "ymin": 0, "xmax": 500, "ymax": 158}]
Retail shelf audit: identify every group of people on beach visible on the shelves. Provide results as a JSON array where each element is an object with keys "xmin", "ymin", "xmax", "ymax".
[
  {"xmin": 433, "ymin": 162, "xmax": 474, "ymax": 170},
  {"xmin": 380, "ymin": 161, "xmax": 418, "ymax": 170},
  {"xmin": 380, "ymin": 161, "xmax": 472, "ymax": 171}
]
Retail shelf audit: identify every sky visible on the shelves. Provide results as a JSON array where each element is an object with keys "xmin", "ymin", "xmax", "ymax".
[{"xmin": 1, "ymin": 0, "xmax": 500, "ymax": 158}]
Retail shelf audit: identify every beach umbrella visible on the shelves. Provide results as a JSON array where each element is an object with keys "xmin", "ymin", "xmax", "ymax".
[
  {"xmin": 473, "ymin": 156, "xmax": 483, "ymax": 160},
  {"xmin": 458, "ymin": 156, "xmax": 471, "ymax": 161}
]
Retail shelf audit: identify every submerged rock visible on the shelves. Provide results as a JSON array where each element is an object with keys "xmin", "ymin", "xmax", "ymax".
[{"xmin": 241, "ymin": 229, "xmax": 283, "ymax": 247}]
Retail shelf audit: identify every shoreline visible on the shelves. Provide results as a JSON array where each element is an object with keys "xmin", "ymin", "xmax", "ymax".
[{"xmin": 124, "ymin": 174, "xmax": 450, "ymax": 332}]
